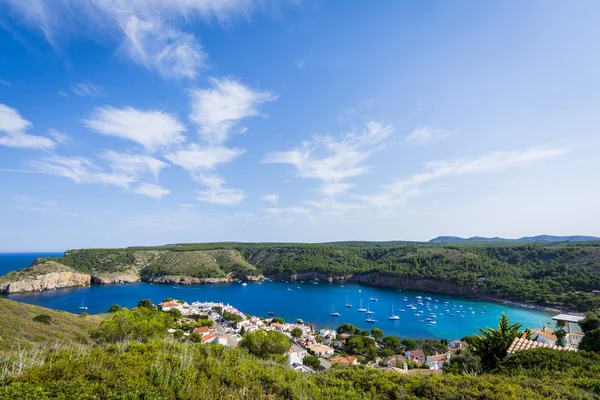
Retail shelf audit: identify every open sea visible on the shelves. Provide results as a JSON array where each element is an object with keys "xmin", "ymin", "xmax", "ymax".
[{"xmin": 0, "ymin": 252, "xmax": 554, "ymax": 340}]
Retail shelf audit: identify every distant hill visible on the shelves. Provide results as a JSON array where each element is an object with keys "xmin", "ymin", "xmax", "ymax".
[{"xmin": 429, "ymin": 235, "xmax": 600, "ymax": 243}]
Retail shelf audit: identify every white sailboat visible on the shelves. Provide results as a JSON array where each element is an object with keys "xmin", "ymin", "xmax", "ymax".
[
  {"xmin": 366, "ymin": 304, "xmax": 374, "ymax": 315},
  {"xmin": 344, "ymin": 296, "xmax": 352, "ymax": 308},
  {"xmin": 330, "ymin": 303, "xmax": 340, "ymax": 317},
  {"xmin": 388, "ymin": 304, "xmax": 400, "ymax": 320},
  {"xmin": 357, "ymin": 299, "xmax": 367, "ymax": 312},
  {"xmin": 78, "ymin": 298, "xmax": 88, "ymax": 310},
  {"xmin": 365, "ymin": 317, "xmax": 376, "ymax": 323}
]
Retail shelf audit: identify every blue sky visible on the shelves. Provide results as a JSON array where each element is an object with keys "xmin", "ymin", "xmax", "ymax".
[{"xmin": 1, "ymin": 0, "xmax": 599, "ymax": 251}]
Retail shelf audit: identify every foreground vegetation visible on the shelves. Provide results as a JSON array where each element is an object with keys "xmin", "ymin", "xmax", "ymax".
[{"xmin": 0, "ymin": 299, "xmax": 599, "ymax": 399}]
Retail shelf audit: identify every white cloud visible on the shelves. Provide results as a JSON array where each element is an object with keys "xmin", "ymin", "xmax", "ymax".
[
  {"xmin": 189, "ymin": 77, "xmax": 276, "ymax": 144},
  {"xmin": 71, "ymin": 82, "xmax": 104, "ymax": 97},
  {"xmin": 261, "ymin": 193, "xmax": 279, "ymax": 204},
  {"xmin": 0, "ymin": 80, "xmax": 12, "ymax": 87},
  {"xmin": 29, "ymin": 156, "xmax": 135, "ymax": 188},
  {"xmin": 165, "ymin": 144, "xmax": 245, "ymax": 175},
  {"xmin": 405, "ymin": 126, "xmax": 450, "ymax": 142},
  {"xmin": 264, "ymin": 121, "xmax": 392, "ymax": 196},
  {"xmin": 180, "ymin": 203, "xmax": 195, "ymax": 208},
  {"xmin": 48, "ymin": 129, "xmax": 69, "ymax": 144},
  {"xmin": 0, "ymin": 104, "xmax": 55, "ymax": 149},
  {"xmin": 1, "ymin": 0, "xmax": 260, "ymax": 80},
  {"xmin": 315, "ymin": 182, "xmax": 356, "ymax": 198},
  {"xmin": 133, "ymin": 183, "xmax": 170, "ymax": 199},
  {"xmin": 363, "ymin": 147, "xmax": 570, "ymax": 208},
  {"xmin": 197, "ymin": 186, "xmax": 246, "ymax": 205},
  {"xmin": 101, "ymin": 150, "xmax": 168, "ymax": 179},
  {"xmin": 193, "ymin": 173, "xmax": 246, "ymax": 205},
  {"xmin": 84, "ymin": 106, "xmax": 186, "ymax": 152}
]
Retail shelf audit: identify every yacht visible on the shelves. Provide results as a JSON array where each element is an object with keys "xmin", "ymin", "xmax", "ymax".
[
  {"xmin": 78, "ymin": 299, "xmax": 88, "ymax": 310},
  {"xmin": 398, "ymin": 309, "xmax": 405, "ymax": 312},
  {"xmin": 366, "ymin": 305, "xmax": 374, "ymax": 315},
  {"xmin": 344, "ymin": 296, "xmax": 352, "ymax": 308},
  {"xmin": 268, "ymin": 311, "xmax": 274, "ymax": 316},
  {"xmin": 241, "ymin": 282, "xmax": 247, "ymax": 286},
  {"xmin": 425, "ymin": 297, "xmax": 432, "ymax": 301},
  {"xmin": 428, "ymin": 321, "xmax": 437, "ymax": 326},
  {"xmin": 357, "ymin": 299, "xmax": 367, "ymax": 312},
  {"xmin": 415, "ymin": 296, "xmax": 422, "ymax": 299},
  {"xmin": 365, "ymin": 317, "xmax": 376, "ymax": 323},
  {"xmin": 369, "ymin": 297, "xmax": 378, "ymax": 302},
  {"xmin": 388, "ymin": 305, "xmax": 400, "ymax": 320}
]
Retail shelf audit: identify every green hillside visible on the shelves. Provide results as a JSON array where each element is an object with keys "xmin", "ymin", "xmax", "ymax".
[{"xmin": 0, "ymin": 298, "xmax": 102, "ymax": 352}]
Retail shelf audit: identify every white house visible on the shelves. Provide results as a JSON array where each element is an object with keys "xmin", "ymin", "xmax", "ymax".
[
  {"xmin": 531, "ymin": 327, "xmax": 558, "ymax": 346},
  {"xmin": 319, "ymin": 328, "xmax": 337, "ymax": 340},
  {"xmin": 426, "ymin": 354, "xmax": 448, "ymax": 369},
  {"xmin": 288, "ymin": 343, "xmax": 308, "ymax": 368}
]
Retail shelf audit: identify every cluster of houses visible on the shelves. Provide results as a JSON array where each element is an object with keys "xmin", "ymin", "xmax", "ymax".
[{"xmin": 158, "ymin": 300, "xmax": 587, "ymax": 374}]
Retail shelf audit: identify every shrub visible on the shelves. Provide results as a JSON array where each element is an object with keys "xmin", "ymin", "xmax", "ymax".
[{"xmin": 32, "ymin": 314, "xmax": 52, "ymax": 325}]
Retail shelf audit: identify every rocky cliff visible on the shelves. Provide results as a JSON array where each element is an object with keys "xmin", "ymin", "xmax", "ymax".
[
  {"xmin": 0, "ymin": 271, "xmax": 91, "ymax": 294},
  {"xmin": 90, "ymin": 273, "xmax": 141, "ymax": 284},
  {"xmin": 350, "ymin": 272, "xmax": 478, "ymax": 297}
]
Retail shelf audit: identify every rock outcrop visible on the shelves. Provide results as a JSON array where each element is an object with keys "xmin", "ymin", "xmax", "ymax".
[
  {"xmin": 0, "ymin": 272, "xmax": 91, "ymax": 294},
  {"xmin": 142, "ymin": 275, "xmax": 231, "ymax": 285},
  {"xmin": 91, "ymin": 273, "xmax": 141, "ymax": 284}
]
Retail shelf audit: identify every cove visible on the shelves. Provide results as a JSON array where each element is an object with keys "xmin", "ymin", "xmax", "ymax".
[{"xmin": 4, "ymin": 280, "xmax": 553, "ymax": 340}]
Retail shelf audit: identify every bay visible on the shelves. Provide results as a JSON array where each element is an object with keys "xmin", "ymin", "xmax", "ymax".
[{"xmin": 0, "ymin": 253, "xmax": 554, "ymax": 340}]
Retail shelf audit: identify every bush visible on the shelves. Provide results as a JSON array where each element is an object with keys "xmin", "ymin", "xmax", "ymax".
[
  {"xmin": 303, "ymin": 355, "xmax": 320, "ymax": 369},
  {"xmin": 108, "ymin": 304, "xmax": 121, "ymax": 313},
  {"xmin": 240, "ymin": 330, "xmax": 290, "ymax": 358},
  {"xmin": 89, "ymin": 307, "xmax": 173, "ymax": 343},
  {"xmin": 32, "ymin": 314, "xmax": 52, "ymax": 325}
]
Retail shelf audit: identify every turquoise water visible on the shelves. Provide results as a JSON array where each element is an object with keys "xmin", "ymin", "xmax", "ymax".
[{"xmin": 0, "ymin": 253, "xmax": 554, "ymax": 340}]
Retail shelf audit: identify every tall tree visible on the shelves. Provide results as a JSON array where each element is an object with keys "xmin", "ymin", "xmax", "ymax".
[
  {"xmin": 470, "ymin": 313, "xmax": 528, "ymax": 371},
  {"xmin": 579, "ymin": 309, "xmax": 600, "ymax": 353}
]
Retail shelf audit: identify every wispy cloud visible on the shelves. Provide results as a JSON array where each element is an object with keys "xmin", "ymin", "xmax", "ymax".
[
  {"xmin": 0, "ymin": 80, "xmax": 12, "ymax": 87},
  {"xmin": 264, "ymin": 121, "xmax": 393, "ymax": 197},
  {"xmin": 71, "ymin": 81, "xmax": 105, "ymax": 97},
  {"xmin": 84, "ymin": 106, "xmax": 186, "ymax": 153},
  {"xmin": 29, "ymin": 156, "xmax": 135, "ymax": 188},
  {"xmin": 165, "ymin": 145, "xmax": 245, "ymax": 175},
  {"xmin": 101, "ymin": 150, "xmax": 168, "ymax": 179},
  {"xmin": 180, "ymin": 203, "xmax": 195, "ymax": 208},
  {"xmin": 338, "ymin": 99, "xmax": 373, "ymax": 122},
  {"xmin": 189, "ymin": 77, "xmax": 276, "ymax": 144},
  {"xmin": 362, "ymin": 147, "xmax": 570, "ymax": 208},
  {"xmin": 261, "ymin": 193, "xmax": 279, "ymax": 205},
  {"xmin": 193, "ymin": 173, "xmax": 246, "ymax": 205},
  {"xmin": 405, "ymin": 126, "xmax": 451, "ymax": 143},
  {"xmin": 48, "ymin": 129, "xmax": 69, "ymax": 144},
  {"xmin": 1, "ymin": 0, "xmax": 261, "ymax": 80},
  {"xmin": 0, "ymin": 104, "xmax": 55, "ymax": 149},
  {"xmin": 133, "ymin": 183, "xmax": 170, "ymax": 199}
]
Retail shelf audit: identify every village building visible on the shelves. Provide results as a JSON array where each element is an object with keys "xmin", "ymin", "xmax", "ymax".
[
  {"xmin": 530, "ymin": 327, "xmax": 558, "ymax": 346},
  {"xmin": 405, "ymin": 350, "xmax": 426, "ymax": 362},
  {"xmin": 307, "ymin": 343, "xmax": 335, "ymax": 356},
  {"xmin": 288, "ymin": 343, "xmax": 308, "ymax": 368},
  {"xmin": 507, "ymin": 335, "xmax": 577, "ymax": 355}
]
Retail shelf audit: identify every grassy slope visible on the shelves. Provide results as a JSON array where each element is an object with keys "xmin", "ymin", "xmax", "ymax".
[{"xmin": 0, "ymin": 298, "xmax": 101, "ymax": 352}]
